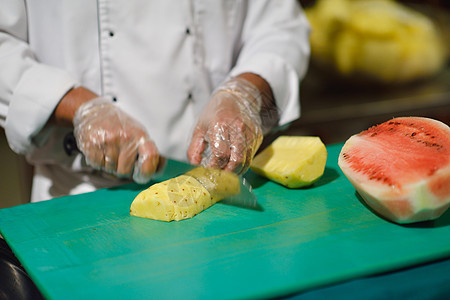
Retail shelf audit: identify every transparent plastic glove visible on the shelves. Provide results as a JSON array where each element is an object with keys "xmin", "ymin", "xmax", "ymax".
[
  {"xmin": 73, "ymin": 97, "xmax": 159, "ymax": 184},
  {"xmin": 188, "ymin": 77, "xmax": 271, "ymax": 174}
]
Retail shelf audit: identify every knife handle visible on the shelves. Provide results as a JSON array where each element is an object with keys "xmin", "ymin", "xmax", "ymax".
[{"xmin": 63, "ymin": 131, "xmax": 79, "ymax": 156}]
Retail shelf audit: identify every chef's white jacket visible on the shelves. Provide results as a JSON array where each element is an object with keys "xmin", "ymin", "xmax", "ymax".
[{"xmin": 0, "ymin": 0, "xmax": 310, "ymax": 201}]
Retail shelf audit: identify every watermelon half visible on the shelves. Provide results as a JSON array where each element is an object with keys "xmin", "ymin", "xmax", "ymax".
[{"xmin": 338, "ymin": 117, "xmax": 450, "ymax": 224}]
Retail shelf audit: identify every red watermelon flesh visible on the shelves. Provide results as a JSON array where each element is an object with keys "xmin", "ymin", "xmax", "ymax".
[{"xmin": 338, "ymin": 117, "xmax": 450, "ymax": 224}]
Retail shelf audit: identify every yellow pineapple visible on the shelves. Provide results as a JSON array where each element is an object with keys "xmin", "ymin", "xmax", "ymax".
[
  {"xmin": 185, "ymin": 167, "xmax": 240, "ymax": 203},
  {"xmin": 250, "ymin": 136, "xmax": 327, "ymax": 188},
  {"xmin": 305, "ymin": 0, "xmax": 446, "ymax": 83},
  {"xmin": 130, "ymin": 167, "xmax": 240, "ymax": 222}
]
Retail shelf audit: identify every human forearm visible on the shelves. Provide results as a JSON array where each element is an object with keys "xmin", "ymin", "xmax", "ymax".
[
  {"xmin": 50, "ymin": 86, "xmax": 98, "ymax": 127},
  {"xmin": 235, "ymin": 73, "xmax": 278, "ymax": 134}
]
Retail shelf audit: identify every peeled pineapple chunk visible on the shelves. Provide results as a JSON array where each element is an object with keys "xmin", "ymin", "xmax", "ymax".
[
  {"xmin": 250, "ymin": 136, "xmax": 327, "ymax": 188},
  {"xmin": 130, "ymin": 167, "xmax": 240, "ymax": 222},
  {"xmin": 185, "ymin": 167, "xmax": 240, "ymax": 203}
]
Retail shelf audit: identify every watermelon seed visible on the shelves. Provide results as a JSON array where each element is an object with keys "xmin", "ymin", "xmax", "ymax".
[
  {"xmin": 411, "ymin": 132, "xmax": 416, "ymax": 136},
  {"xmin": 371, "ymin": 133, "xmax": 377, "ymax": 137},
  {"xmin": 429, "ymin": 168, "xmax": 437, "ymax": 176}
]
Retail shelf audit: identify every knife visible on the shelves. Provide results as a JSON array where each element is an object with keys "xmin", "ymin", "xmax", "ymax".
[{"xmin": 63, "ymin": 132, "xmax": 261, "ymax": 210}]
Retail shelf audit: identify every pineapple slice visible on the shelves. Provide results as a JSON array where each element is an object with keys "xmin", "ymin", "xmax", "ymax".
[
  {"xmin": 130, "ymin": 168, "xmax": 240, "ymax": 222},
  {"xmin": 250, "ymin": 136, "xmax": 327, "ymax": 188}
]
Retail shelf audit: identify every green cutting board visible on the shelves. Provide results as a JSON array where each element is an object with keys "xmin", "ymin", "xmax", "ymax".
[{"xmin": 0, "ymin": 144, "xmax": 449, "ymax": 299}]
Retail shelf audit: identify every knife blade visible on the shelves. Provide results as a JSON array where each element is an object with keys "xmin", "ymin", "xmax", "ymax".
[
  {"xmin": 154, "ymin": 154, "xmax": 260, "ymax": 211},
  {"xmin": 199, "ymin": 143, "xmax": 261, "ymax": 210},
  {"xmin": 222, "ymin": 175, "xmax": 262, "ymax": 211}
]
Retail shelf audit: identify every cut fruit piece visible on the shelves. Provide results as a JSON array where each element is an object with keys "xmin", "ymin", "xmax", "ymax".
[
  {"xmin": 130, "ymin": 167, "xmax": 240, "ymax": 222},
  {"xmin": 130, "ymin": 175, "xmax": 211, "ymax": 221},
  {"xmin": 185, "ymin": 167, "xmax": 240, "ymax": 202},
  {"xmin": 250, "ymin": 136, "xmax": 327, "ymax": 188},
  {"xmin": 338, "ymin": 117, "xmax": 450, "ymax": 224}
]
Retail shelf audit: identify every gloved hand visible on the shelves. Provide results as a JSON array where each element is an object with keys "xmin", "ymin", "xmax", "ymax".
[
  {"xmin": 188, "ymin": 77, "xmax": 273, "ymax": 174},
  {"xmin": 73, "ymin": 97, "xmax": 159, "ymax": 184}
]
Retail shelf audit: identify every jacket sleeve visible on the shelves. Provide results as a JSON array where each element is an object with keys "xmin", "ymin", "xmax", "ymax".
[
  {"xmin": 0, "ymin": 1, "xmax": 79, "ymax": 155},
  {"xmin": 229, "ymin": 0, "xmax": 310, "ymax": 127}
]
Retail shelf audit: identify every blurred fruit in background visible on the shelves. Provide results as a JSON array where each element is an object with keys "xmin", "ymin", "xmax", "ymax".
[{"xmin": 304, "ymin": 0, "xmax": 448, "ymax": 84}]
